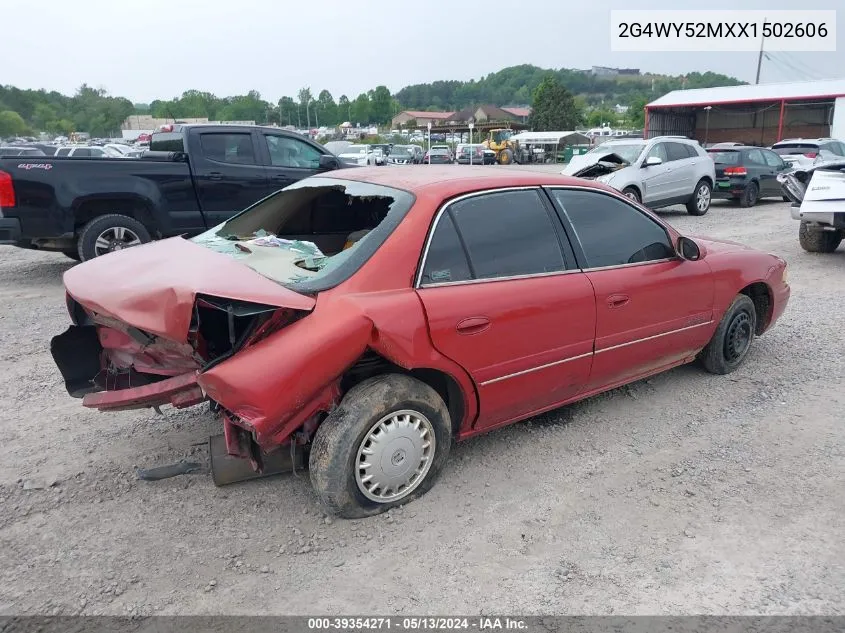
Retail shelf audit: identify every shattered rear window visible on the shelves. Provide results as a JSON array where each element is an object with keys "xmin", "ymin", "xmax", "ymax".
[{"xmin": 191, "ymin": 178, "xmax": 415, "ymax": 291}]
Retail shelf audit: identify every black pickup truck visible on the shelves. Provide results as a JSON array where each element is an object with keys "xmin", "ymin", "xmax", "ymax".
[{"xmin": 0, "ymin": 124, "xmax": 344, "ymax": 261}]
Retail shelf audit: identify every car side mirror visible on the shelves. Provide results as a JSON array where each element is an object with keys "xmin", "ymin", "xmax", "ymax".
[
  {"xmin": 319, "ymin": 155, "xmax": 340, "ymax": 170},
  {"xmin": 643, "ymin": 156, "xmax": 662, "ymax": 167},
  {"xmin": 677, "ymin": 236, "xmax": 701, "ymax": 261}
]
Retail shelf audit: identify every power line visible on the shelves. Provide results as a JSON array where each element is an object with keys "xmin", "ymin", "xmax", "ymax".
[
  {"xmin": 779, "ymin": 52, "xmax": 828, "ymax": 80},
  {"xmin": 766, "ymin": 52, "xmax": 824, "ymax": 81}
]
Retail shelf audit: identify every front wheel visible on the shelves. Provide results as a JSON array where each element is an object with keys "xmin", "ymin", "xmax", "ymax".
[
  {"xmin": 700, "ymin": 294, "xmax": 757, "ymax": 375},
  {"xmin": 309, "ymin": 374, "xmax": 452, "ymax": 518},
  {"xmin": 622, "ymin": 187, "xmax": 641, "ymax": 203},
  {"xmin": 498, "ymin": 148, "xmax": 514, "ymax": 165},
  {"xmin": 686, "ymin": 180, "xmax": 712, "ymax": 215}
]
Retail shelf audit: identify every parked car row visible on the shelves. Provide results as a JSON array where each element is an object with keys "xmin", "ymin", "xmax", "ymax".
[
  {"xmin": 0, "ymin": 142, "xmax": 144, "ymax": 159},
  {"xmin": 702, "ymin": 137, "xmax": 845, "ymax": 208}
]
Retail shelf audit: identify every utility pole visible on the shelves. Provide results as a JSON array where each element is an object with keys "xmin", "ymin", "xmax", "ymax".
[
  {"xmin": 755, "ymin": 19, "xmax": 767, "ymax": 84},
  {"xmin": 306, "ymin": 99, "xmax": 311, "ymax": 129}
]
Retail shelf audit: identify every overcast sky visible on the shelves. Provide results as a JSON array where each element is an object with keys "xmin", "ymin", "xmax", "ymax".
[{"xmin": 4, "ymin": 0, "xmax": 842, "ymax": 103}]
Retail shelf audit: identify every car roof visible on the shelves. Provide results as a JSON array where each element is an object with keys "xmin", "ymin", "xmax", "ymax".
[{"xmin": 322, "ymin": 166, "xmax": 611, "ymax": 198}]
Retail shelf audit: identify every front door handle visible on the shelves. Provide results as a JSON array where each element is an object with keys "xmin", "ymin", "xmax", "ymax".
[
  {"xmin": 208, "ymin": 171, "xmax": 223, "ymax": 181},
  {"xmin": 456, "ymin": 317, "xmax": 490, "ymax": 335},
  {"xmin": 606, "ymin": 294, "xmax": 630, "ymax": 308}
]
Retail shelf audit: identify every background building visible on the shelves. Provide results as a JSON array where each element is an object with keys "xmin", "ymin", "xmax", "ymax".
[
  {"xmin": 645, "ymin": 78, "xmax": 845, "ymax": 145},
  {"xmin": 390, "ymin": 110, "xmax": 453, "ymax": 128}
]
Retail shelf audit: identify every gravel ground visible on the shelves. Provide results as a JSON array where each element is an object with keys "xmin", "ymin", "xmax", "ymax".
[{"xmin": 0, "ymin": 196, "xmax": 843, "ymax": 616}]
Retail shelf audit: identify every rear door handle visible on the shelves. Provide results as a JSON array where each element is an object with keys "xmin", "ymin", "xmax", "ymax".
[
  {"xmin": 271, "ymin": 174, "xmax": 291, "ymax": 181},
  {"xmin": 208, "ymin": 171, "xmax": 223, "ymax": 181},
  {"xmin": 606, "ymin": 294, "xmax": 630, "ymax": 308},
  {"xmin": 456, "ymin": 317, "xmax": 490, "ymax": 335}
]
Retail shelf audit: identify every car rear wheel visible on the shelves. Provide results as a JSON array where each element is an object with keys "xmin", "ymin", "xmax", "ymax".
[
  {"xmin": 686, "ymin": 180, "xmax": 712, "ymax": 215},
  {"xmin": 622, "ymin": 187, "xmax": 641, "ymax": 203},
  {"xmin": 798, "ymin": 222, "xmax": 842, "ymax": 253},
  {"xmin": 78, "ymin": 214, "xmax": 152, "ymax": 261},
  {"xmin": 740, "ymin": 181, "xmax": 759, "ymax": 208},
  {"xmin": 700, "ymin": 294, "xmax": 757, "ymax": 375},
  {"xmin": 309, "ymin": 373, "xmax": 451, "ymax": 518}
]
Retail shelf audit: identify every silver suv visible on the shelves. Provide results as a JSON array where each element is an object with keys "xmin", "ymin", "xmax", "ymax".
[{"xmin": 562, "ymin": 136, "xmax": 716, "ymax": 215}]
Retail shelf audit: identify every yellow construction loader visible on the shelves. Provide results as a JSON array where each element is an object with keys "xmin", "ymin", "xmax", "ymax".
[{"xmin": 482, "ymin": 128, "xmax": 519, "ymax": 164}]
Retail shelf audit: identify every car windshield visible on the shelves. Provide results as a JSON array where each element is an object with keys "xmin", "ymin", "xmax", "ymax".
[
  {"xmin": 708, "ymin": 150, "xmax": 740, "ymax": 164},
  {"xmin": 588, "ymin": 143, "xmax": 645, "ymax": 163},
  {"xmin": 390, "ymin": 147, "xmax": 412, "ymax": 155},
  {"xmin": 343, "ymin": 146, "xmax": 369, "ymax": 154},
  {"xmin": 430, "ymin": 149, "xmax": 449, "ymax": 155},
  {"xmin": 191, "ymin": 178, "xmax": 415, "ymax": 290}
]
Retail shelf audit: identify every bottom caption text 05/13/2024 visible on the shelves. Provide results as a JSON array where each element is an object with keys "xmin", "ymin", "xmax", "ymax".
[{"xmin": 307, "ymin": 617, "xmax": 529, "ymax": 631}]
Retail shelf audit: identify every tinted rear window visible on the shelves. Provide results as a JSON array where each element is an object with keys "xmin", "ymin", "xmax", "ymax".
[
  {"xmin": 150, "ymin": 132, "xmax": 186, "ymax": 152},
  {"xmin": 709, "ymin": 150, "xmax": 740, "ymax": 164},
  {"xmin": 772, "ymin": 143, "xmax": 818, "ymax": 155}
]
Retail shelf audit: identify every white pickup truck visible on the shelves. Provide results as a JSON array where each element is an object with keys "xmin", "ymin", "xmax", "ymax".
[{"xmin": 779, "ymin": 160, "xmax": 845, "ymax": 253}]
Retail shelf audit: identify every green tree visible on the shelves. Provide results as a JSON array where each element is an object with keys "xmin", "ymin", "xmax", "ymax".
[
  {"xmin": 351, "ymin": 93, "xmax": 370, "ymax": 124},
  {"xmin": 625, "ymin": 95, "xmax": 649, "ymax": 127},
  {"xmin": 338, "ymin": 95, "xmax": 351, "ymax": 122},
  {"xmin": 297, "ymin": 87, "xmax": 313, "ymax": 127},
  {"xmin": 317, "ymin": 90, "xmax": 338, "ymax": 126},
  {"xmin": 32, "ymin": 103, "xmax": 56, "ymax": 130},
  {"xmin": 52, "ymin": 119, "xmax": 75, "ymax": 135},
  {"xmin": 278, "ymin": 97, "xmax": 298, "ymax": 126},
  {"xmin": 586, "ymin": 107, "xmax": 618, "ymax": 128},
  {"xmin": 218, "ymin": 90, "xmax": 270, "ymax": 123},
  {"xmin": 0, "ymin": 110, "xmax": 28, "ymax": 136},
  {"xmin": 529, "ymin": 77, "xmax": 584, "ymax": 131},
  {"xmin": 368, "ymin": 85, "xmax": 393, "ymax": 124}
]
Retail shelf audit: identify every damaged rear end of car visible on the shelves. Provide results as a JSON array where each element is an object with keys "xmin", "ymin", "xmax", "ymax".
[{"xmin": 51, "ymin": 175, "xmax": 416, "ymax": 484}]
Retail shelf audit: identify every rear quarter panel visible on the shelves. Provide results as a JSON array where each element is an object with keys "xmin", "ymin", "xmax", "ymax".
[{"xmin": 198, "ymin": 188, "xmax": 480, "ymax": 448}]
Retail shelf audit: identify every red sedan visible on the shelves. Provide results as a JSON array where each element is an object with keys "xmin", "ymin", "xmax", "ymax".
[{"xmin": 50, "ymin": 167, "xmax": 790, "ymax": 518}]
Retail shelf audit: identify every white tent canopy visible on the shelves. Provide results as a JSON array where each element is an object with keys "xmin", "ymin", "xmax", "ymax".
[{"xmin": 510, "ymin": 131, "xmax": 589, "ymax": 145}]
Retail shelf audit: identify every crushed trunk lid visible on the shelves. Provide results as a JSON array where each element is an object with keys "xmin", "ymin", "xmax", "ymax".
[{"xmin": 63, "ymin": 236, "xmax": 316, "ymax": 343}]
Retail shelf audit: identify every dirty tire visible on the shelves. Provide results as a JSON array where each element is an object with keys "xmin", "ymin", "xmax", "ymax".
[
  {"xmin": 309, "ymin": 373, "xmax": 451, "ymax": 519},
  {"xmin": 62, "ymin": 250, "xmax": 81, "ymax": 262},
  {"xmin": 498, "ymin": 149, "xmax": 514, "ymax": 165},
  {"xmin": 798, "ymin": 222, "xmax": 842, "ymax": 253},
  {"xmin": 700, "ymin": 294, "xmax": 757, "ymax": 375},
  {"xmin": 622, "ymin": 187, "xmax": 641, "ymax": 203},
  {"xmin": 740, "ymin": 181, "xmax": 759, "ymax": 208},
  {"xmin": 77, "ymin": 214, "xmax": 152, "ymax": 262},
  {"xmin": 686, "ymin": 180, "xmax": 712, "ymax": 216}
]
